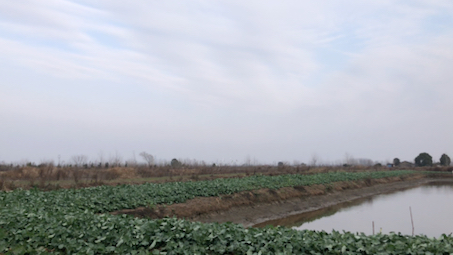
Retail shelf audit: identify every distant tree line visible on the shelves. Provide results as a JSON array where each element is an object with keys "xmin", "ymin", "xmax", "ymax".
[
  {"xmin": 392, "ymin": 153, "xmax": 451, "ymax": 167},
  {"xmin": 1, "ymin": 150, "xmax": 451, "ymax": 171}
]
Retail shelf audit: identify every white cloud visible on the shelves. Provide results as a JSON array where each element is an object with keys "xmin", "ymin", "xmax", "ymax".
[{"xmin": 1, "ymin": 0, "xmax": 453, "ymax": 163}]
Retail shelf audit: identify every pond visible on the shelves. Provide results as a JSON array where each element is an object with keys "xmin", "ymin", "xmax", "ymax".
[{"xmin": 254, "ymin": 182, "xmax": 453, "ymax": 237}]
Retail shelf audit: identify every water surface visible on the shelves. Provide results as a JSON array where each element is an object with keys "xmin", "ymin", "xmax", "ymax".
[{"xmin": 256, "ymin": 182, "xmax": 453, "ymax": 237}]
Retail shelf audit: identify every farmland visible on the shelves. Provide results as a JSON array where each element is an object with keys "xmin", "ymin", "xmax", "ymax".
[{"xmin": 2, "ymin": 170, "xmax": 453, "ymax": 254}]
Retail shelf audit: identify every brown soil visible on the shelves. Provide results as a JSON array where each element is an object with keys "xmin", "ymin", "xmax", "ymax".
[{"xmin": 111, "ymin": 174, "xmax": 453, "ymax": 227}]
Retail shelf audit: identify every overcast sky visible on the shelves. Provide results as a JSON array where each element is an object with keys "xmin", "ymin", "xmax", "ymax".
[{"xmin": 1, "ymin": 1, "xmax": 453, "ymax": 165}]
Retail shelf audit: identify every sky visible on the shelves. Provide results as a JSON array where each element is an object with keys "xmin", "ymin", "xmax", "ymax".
[{"xmin": 1, "ymin": 0, "xmax": 453, "ymax": 165}]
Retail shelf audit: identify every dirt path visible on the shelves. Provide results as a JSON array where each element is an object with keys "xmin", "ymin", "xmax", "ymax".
[{"xmin": 112, "ymin": 175, "xmax": 453, "ymax": 227}]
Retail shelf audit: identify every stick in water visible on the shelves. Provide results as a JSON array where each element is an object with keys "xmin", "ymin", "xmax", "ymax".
[
  {"xmin": 372, "ymin": 221, "xmax": 375, "ymax": 235},
  {"xmin": 410, "ymin": 206, "xmax": 414, "ymax": 236}
]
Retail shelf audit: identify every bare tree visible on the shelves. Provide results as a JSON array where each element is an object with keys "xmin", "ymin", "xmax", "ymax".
[
  {"xmin": 19, "ymin": 159, "xmax": 29, "ymax": 167},
  {"xmin": 310, "ymin": 153, "xmax": 319, "ymax": 166},
  {"xmin": 181, "ymin": 158, "xmax": 193, "ymax": 166},
  {"xmin": 98, "ymin": 151, "xmax": 105, "ymax": 165},
  {"xmin": 109, "ymin": 151, "xmax": 123, "ymax": 167},
  {"xmin": 126, "ymin": 151, "xmax": 138, "ymax": 167},
  {"xmin": 344, "ymin": 153, "xmax": 357, "ymax": 165},
  {"xmin": 356, "ymin": 158, "xmax": 373, "ymax": 166},
  {"xmin": 71, "ymin": 155, "xmax": 88, "ymax": 168},
  {"xmin": 244, "ymin": 155, "xmax": 252, "ymax": 166},
  {"xmin": 139, "ymin": 152, "xmax": 154, "ymax": 168},
  {"xmin": 38, "ymin": 159, "xmax": 54, "ymax": 181},
  {"xmin": 39, "ymin": 158, "xmax": 54, "ymax": 167}
]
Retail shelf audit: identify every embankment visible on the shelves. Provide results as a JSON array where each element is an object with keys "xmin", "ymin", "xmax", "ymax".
[{"xmin": 112, "ymin": 174, "xmax": 453, "ymax": 227}]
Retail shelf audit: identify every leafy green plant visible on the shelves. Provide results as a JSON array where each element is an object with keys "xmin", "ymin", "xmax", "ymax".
[
  {"xmin": 1, "ymin": 170, "xmax": 452, "ymax": 254},
  {"xmin": 147, "ymin": 202, "xmax": 155, "ymax": 210}
]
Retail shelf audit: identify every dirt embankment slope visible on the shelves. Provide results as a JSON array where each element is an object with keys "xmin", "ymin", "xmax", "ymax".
[{"xmin": 112, "ymin": 174, "xmax": 453, "ymax": 227}]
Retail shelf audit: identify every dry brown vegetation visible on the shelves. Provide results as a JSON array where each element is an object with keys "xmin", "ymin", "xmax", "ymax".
[{"xmin": 0, "ymin": 163, "xmax": 452, "ymax": 191}]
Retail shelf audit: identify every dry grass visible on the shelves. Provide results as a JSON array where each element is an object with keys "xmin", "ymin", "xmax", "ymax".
[{"xmin": 0, "ymin": 163, "xmax": 449, "ymax": 191}]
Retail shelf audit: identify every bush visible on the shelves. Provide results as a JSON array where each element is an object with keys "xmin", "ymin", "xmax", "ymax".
[{"xmin": 171, "ymin": 158, "xmax": 181, "ymax": 168}]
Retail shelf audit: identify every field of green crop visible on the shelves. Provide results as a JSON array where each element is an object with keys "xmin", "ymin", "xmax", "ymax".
[{"xmin": 1, "ymin": 170, "xmax": 453, "ymax": 254}]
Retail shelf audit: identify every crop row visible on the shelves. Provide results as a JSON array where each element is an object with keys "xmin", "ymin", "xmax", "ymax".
[
  {"xmin": 2, "ymin": 170, "xmax": 453, "ymax": 254},
  {"xmin": 1, "ymin": 170, "xmax": 418, "ymax": 214},
  {"xmin": 3, "ymin": 214, "xmax": 453, "ymax": 254}
]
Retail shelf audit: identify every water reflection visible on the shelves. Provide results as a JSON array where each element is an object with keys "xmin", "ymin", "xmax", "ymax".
[{"xmin": 255, "ymin": 182, "xmax": 453, "ymax": 238}]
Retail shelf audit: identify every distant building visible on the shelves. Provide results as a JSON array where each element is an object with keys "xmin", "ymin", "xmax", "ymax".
[{"xmin": 399, "ymin": 161, "xmax": 414, "ymax": 168}]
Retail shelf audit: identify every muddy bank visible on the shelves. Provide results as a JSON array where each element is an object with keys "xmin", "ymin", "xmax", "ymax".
[{"xmin": 112, "ymin": 175, "xmax": 453, "ymax": 227}]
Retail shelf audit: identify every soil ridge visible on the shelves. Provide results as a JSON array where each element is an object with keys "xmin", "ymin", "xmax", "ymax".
[{"xmin": 111, "ymin": 175, "xmax": 453, "ymax": 227}]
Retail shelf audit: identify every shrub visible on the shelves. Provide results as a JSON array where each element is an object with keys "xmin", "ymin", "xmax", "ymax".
[{"xmin": 171, "ymin": 158, "xmax": 181, "ymax": 168}]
